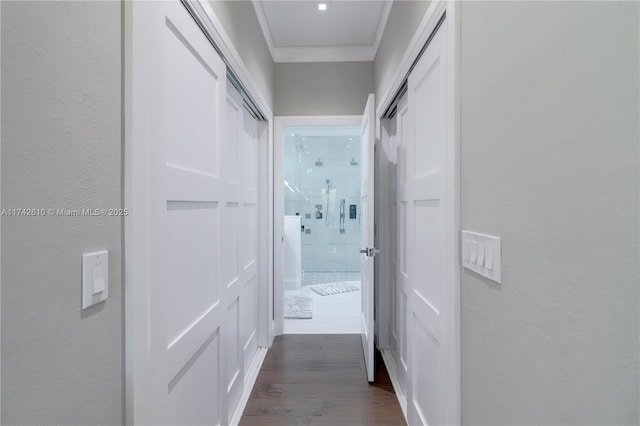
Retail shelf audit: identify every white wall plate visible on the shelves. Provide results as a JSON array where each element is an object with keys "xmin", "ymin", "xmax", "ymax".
[
  {"xmin": 82, "ymin": 250, "xmax": 109, "ymax": 309},
  {"xmin": 461, "ymin": 231, "xmax": 501, "ymax": 284}
]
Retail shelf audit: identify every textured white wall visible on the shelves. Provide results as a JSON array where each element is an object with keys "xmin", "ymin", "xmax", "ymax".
[
  {"xmin": 460, "ymin": 2, "xmax": 639, "ymax": 424},
  {"xmin": 2, "ymin": 1, "xmax": 123, "ymax": 424}
]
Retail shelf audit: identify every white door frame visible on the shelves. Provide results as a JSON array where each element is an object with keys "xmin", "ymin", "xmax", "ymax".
[
  {"xmin": 0, "ymin": 2, "xmax": 3, "ymax": 417},
  {"xmin": 375, "ymin": 1, "xmax": 460, "ymax": 423},
  {"xmin": 124, "ymin": 1, "xmax": 274, "ymax": 423},
  {"xmin": 273, "ymin": 115, "xmax": 362, "ymax": 336}
]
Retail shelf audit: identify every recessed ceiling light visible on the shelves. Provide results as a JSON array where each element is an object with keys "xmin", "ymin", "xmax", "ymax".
[{"xmin": 318, "ymin": 3, "xmax": 327, "ymax": 11}]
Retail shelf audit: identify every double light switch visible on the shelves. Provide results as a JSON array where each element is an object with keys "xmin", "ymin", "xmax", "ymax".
[{"xmin": 462, "ymin": 231, "xmax": 501, "ymax": 283}]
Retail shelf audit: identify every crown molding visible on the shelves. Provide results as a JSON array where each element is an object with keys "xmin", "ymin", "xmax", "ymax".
[
  {"xmin": 251, "ymin": 0, "xmax": 276, "ymax": 59},
  {"xmin": 373, "ymin": 0, "xmax": 393, "ymax": 55},
  {"xmin": 252, "ymin": 0, "xmax": 393, "ymax": 64}
]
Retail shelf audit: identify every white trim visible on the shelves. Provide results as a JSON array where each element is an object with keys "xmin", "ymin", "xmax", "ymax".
[
  {"xmin": 267, "ymin": 118, "xmax": 276, "ymax": 346},
  {"xmin": 123, "ymin": 2, "xmax": 135, "ymax": 424},
  {"xmin": 0, "ymin": 0, "xmax": 3, "ymax": 418},
  {"xmin": 273, "ymin": 121, "xmax": 283, "ymax": 337},
  {"xmin": 375, "ymin": 1, "xmax": 460, "ymax": 424},
  {"xmin": 375, "ymin": 0, "xmax": 444, "ymax": 119},
  {"xmin": 446, "ymin": 3, "xmax": 461, "ymax": 423},
  {"xmin": 273, "ymin": 45, "xmax": 375, "ymax": 63},
  {"xmin": 251, "ymin": 0, "xmax": 276, "ymax": 60},
  {"xmin": 257, "ymin": 120, "xmax": 275, "ymax": 348},
  {"xmin": 275, "ymin": 115, "xmax": 362, "ymax": 127},
  {"xmin": 228, "ymin": 347, "xmax": 268, "ymax": 426},
  {"xmin": 273, "ymin": 115, "xmax": 362, "ymax": 336},
  {"xmin": 372, "ymin": 0, "xmax": 393, "ymax": 56},
  {"xmin": 380, "ymin": 349, "xmax": 408, "ymax": 421},
  {"xmin": 124, "ymin": 2, "xmax": 153, "ymax": 423}
]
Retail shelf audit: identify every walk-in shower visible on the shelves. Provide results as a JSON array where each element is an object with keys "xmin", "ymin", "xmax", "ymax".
[{"xmin": 282, "ymin": 124, "xmax": 361, "ymax": 333}]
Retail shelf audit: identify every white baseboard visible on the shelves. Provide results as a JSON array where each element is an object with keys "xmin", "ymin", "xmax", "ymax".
[
  {"xmin": 380, "ymin": 348, "xmax": 408, "ymax": 421},
  {"xmin": 229, "ymin": 346, "xmax": 268, "ymax": 426}
]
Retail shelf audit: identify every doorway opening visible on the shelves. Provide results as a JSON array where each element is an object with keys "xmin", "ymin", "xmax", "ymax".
[
  {"xmin": 274, "ymin": 104, "xmax": 375, "ymax": 378},
  {"xmin": 281, "ymin": 124, "xmax": 362, "ymax": 333}
]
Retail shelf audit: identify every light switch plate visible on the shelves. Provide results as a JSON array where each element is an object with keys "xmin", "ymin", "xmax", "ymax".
[
  {"xmin": 461, "ymin": 231, "xmax": 501, "ymax": 283},
  {"xmin": 82, "ymin": 250, "xmax": 109, "ymax": 309}
]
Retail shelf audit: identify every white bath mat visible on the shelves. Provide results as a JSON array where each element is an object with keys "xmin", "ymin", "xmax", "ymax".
[
  {"xmin": 310, "ymin": 281, "xmax": 360, "ymax": 296},
  {"xmin": 284, "ymin": 295, "xmax": 313, "ymax": 319}
]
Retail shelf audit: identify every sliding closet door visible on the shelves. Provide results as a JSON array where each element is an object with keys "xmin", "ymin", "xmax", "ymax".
[
  {"xmin": 130, "ymin": 2, "xmax": 263, "ymax": 424},
  {"xmin": 406, "ymin": 17, "xmax": 457, "ymax": 426},
  {"xmin": 130, "ymin": 1, "xmax": 227, "ymax": 424},
  {"xmin": 392, "ymin": 94, "xmax": 410, "ymax": 399},
  {"xmin": 239, "ymin": 103, "xmax": 260, "ymax": 380},
  {"xmin": 223, "ymin": 86, "xmax": 260, "ymax": 420}
]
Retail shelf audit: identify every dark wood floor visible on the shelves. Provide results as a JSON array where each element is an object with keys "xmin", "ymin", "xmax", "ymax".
[{"xmin": 239, "ymin": 334, "xmax": 406, "ymax": 426}]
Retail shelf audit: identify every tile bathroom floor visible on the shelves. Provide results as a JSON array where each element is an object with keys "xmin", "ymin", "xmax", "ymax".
[{"xmin": 284, "ymin": 272, "xmax": 361, "ymax": 334}]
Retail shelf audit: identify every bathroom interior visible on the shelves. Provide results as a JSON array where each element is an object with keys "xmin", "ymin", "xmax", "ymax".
[{"xmin": 283, "ymin": 125, "xmax": 361, "ymax": 333}]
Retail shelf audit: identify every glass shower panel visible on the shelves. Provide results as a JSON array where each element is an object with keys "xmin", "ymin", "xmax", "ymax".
[{"xmin": 284, "ymin": 126, "xmax": 361, "ymax": 273}]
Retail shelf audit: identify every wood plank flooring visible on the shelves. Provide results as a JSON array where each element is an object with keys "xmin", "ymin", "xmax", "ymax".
[{"xmin": 239, "ymin": 334, "xmax": 406, "ymax": 426}]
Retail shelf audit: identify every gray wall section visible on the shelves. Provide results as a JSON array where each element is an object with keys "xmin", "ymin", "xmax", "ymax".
[
  {"xmin": 459, "ymin": 1, "xmax": 639, "ymax": 424},
  {"xmin": 2, "ymin": 1, "xmax": 123, "ymax": 424},
  {"xmin": 208, "ymin": 0, "xmax": 274, "ymax": 109},
  {"xmin": 373, "ymin": 0, "xmax": 430, "ymax": 102},
  {"xmin": 274, "ymin": 61, "xmax": 374, "ymax": 116}
]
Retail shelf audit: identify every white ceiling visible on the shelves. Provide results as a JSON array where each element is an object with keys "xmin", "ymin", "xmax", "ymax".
[{"xmin": 252, "ymin": 1, "xmax": 393, "ymax": 63}]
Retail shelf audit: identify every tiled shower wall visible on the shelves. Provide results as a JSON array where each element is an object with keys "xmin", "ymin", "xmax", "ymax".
[{"xmin": 284, "ymin": 131, "xmax": 361, "ymax": 272}]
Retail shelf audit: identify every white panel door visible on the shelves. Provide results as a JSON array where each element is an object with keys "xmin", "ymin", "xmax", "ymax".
[
  {"xmin": 406, "ymin": 18, "xmax": 455, "ymax": 425},
  {"xmin": 391, "ymin": 93, "xmax": 409, "ymax": 397},
  {"xmin": 360, "ymin": 93, "xmax": 376, "ymax": 383},
  {"xmin": 134, "ymin": 2, "xmax": 227, "ymax": 424},
  {"xmin": 239, "ymin": 104, "xmax": 259, "ymax": 378},
  {"xmin": 222, "ymin": 86, "xmax": 244, "ymax": 419},
  {"xmin": 223, "ymin": 86, "xmax": 260, "ymax": 420}
]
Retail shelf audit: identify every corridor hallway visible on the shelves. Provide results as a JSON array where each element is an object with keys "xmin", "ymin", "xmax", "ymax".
[{"xmin": 239, "ymin": 335, "xmax": 406, "ymax": 425}]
